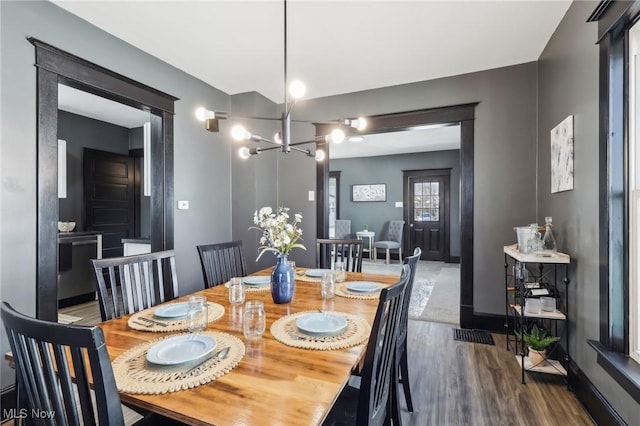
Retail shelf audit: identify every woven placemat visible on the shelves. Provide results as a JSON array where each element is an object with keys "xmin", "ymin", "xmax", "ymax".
[
  {"xmin": 224, "ymin": 279, "xmax": 271, "ymax": 293},
  {"xmin": 113, "ymin": 331, "xmax": 244, "ymax": 394},
  {"xmin": 335, "ymin": 282, "xmax": 383, "ymax": 300},
  {"xmin": 271, "ymin": 311, "xmax": 371, "ymax": 350},
  {"xmin": 295, "ymin": 271, "xmax": 323, "ymax": 283},
  {"xmin": 128, "ymin": 302, "xmax": 225, "ymax": 332}
]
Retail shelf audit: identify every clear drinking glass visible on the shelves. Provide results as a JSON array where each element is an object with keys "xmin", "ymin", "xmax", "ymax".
[
  {"xmin": 187, "ymin": 295, "xmax": 208, "ymax": 333},
  {"xmin": 334, "ymin": 261, "xmax": 347, "ymax": 283},
  {"xmin": 321, "ymin": 271, "xmax": 336, "ymax": 299},
  {"xmin": 288, "ymin": 261, "xmax": 297, "ymax": 277},
  {"xmin": 243, "ymin": 301, "xmax": 266, "ymax": 339},
  {"xmin": 229, "ymin": 277, "xmax": 245, "ymax": 305}
]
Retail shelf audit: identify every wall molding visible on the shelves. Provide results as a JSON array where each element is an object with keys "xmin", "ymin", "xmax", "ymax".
[{"xmin": 570, "ymin": 360, "xmax": 628, "ymax": 426}]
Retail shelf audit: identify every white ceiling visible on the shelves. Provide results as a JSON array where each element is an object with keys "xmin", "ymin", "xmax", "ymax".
[
  {"xmin": 51, "ymin": 0, "xmax": 570, "ymax": 158},
  {"xmin": 51, "ymin": 0, "xmax": 571, "ymax": 104},
  {"xmin": 58, "ymin": 85, "xmax": 151, "ymax": 128},
  {"xmin": 330, "ymin": 124, "xmax": 460, "ymax": 159}
]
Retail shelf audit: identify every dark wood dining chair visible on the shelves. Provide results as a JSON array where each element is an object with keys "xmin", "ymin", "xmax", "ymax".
[
  {"xmin": 2, "ymin": 301, "xmax": 128, "ymax": 425},
  {"xmin": 1, "ymin": 302, "xmax": 185, "ymax": 426},
  {"xmin": 91, "ymin": 250, "xmax": 179, "ymax": 321},
  {"xmin": 316, "ymin": 238, "xmax": 363, "ymax": 272},
  {"xmin": 197, "ymin": 240, "xmax": 248, "ymax": 288},
  {"xmin": 323, "ymin": 265, "xmax": 410, "ymax": 425},
  {"xmin": 398, "ymin": 247, "xmax": 422, "ymax": 413}
]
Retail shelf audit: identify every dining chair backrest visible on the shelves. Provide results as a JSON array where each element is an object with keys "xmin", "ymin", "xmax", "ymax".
[
  {"xmin": 397, "ymin": 247, "xmax": 422, "ymax": 412},
  {"xmin": 400, "ymin": 247, "xmax": 422, "ymax": 344},
  {"xmin": 316, "ymin": 238, "xmax": 363, "ymax": 272},
  {"xmin": 358, "ymin": 264, "xmax": 410, "ymax": 425},
  {"xmin": 197, "ymin": 240, "xmax": 248, "ymax": 288},
  {"xmin": 91, "ymin": 249, "xmax": 178, "ymax": 321},
  {"xmin": 1, "ymin": 301, "xmax": 126, "ymax": 426}
]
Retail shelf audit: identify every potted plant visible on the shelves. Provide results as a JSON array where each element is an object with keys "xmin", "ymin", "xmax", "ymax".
[{"xmin": 516, "ymin": 324, "xmax": 560, "ymax": 366}]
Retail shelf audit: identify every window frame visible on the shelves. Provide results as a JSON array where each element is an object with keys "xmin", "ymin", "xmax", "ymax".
[
  {"xmin": 630, "ymin": 21, "xmax": 640, "ymax": 365},
  {"xmin": 588, "ymin": 0, "xmax": 640, "ymax": 403}
]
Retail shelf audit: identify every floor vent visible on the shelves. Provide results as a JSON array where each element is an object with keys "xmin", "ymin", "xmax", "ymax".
[{"xmin": 453, "ymin": 328, "xmax": 495, "ymax": 346}]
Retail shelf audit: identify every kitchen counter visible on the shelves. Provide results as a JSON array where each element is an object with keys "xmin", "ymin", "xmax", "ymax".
[
  {"xmin": 58, "ymin": 231, "xmax": 104, "ymax": 244},
  {"xmin": 122, "ymin": 237, "xmax": 151, "ymax": 256}
]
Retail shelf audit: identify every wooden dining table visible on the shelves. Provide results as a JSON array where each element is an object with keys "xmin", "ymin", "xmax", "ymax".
[{"xmin": 99, "ymin": 269, "xmax": 400, "ymax": 426}]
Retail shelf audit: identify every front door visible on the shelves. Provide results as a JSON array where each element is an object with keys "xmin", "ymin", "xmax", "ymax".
[
  {"xmin": 404, "ymin": 169, "xmax": 450, "ymax": 261},
  {"xmin": 84, "ymin": 148, "xmax": 135, "ymax": 258}
]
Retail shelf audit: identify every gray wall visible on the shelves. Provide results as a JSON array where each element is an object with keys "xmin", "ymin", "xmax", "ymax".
[
  {"xmin": 228, "ymin": 92, "xmax": 316, "ymax": 271},
  {"xmin": 276, "ymin": 62, "xmax": 538, "ymax": 314},
  {"xmin": 537, "ymin": 1, "xmax": 637, "ymax": 422},
  {"xmin": 229, "ymin": 92, "xmax": 280, "ymax": 274},
  {"xmin": 331, "ymin": 150, "xmax": 461, "ymax": 257},
  {"xmin": 58, "ymin": 111, "xmax": 130, "ymax": 230},
  {"xmin": 0, "ymin": 0, "xmax": 233, "ymax": 388}
]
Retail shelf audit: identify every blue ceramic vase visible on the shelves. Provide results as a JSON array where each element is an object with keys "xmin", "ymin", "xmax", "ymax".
[{"xmin": 271, "ymin": 254, "xmax": 294, "ymax": 304}]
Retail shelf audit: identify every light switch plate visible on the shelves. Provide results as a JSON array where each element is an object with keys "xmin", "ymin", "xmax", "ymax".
[
  {"xmin": 177, "ymin": 200, "xmax": 189, "ymax": 210},
  {"xmin": 395, "ymin": 202, "xmax": 403, "ymax": 208},
  {"xmin": 308, "ymin": 191, "xmax": 315, "ymax": 201}
]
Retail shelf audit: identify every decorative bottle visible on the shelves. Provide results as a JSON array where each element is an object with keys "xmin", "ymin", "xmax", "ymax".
[{"xmin": 542, "ymin": 216, "xmax": 557, "ymax": 251}]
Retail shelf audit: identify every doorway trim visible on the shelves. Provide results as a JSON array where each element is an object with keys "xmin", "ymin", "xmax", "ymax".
[
  {"xmin": 32, "ymin": 39, "xmax": 177, "ymax": 321},
  {"xmin": 315, "ymin": 103, "xmax": 477, "ymax": 328}
]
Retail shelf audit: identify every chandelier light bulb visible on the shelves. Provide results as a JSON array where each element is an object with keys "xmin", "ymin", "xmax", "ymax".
[
  {"xmin": 330, "ymin": 128, "xmax": 345, "ymax": 144},
  {"xmin": 231, "ymin": 125, "xmax": 250, "ymax": 141},
  {"xmin": 239, "ymin": 147, "xmax": 251, "ymax": 160},
  {"xmin": 289, "ymin": 80, "xmax": 306, "ymax": 99},
  {"xmin": 274, "ymin": 132, "xmax": 283, "ymax": 144},
  {"xmin": 315, "ymin": 149, "xmax": 326, "ymax": 161},
  {"xmin": 195, "ymin": 107, "xmax": 215, "ymax": 122},
  {"xmin": 353, "ymin": 117, "xmax": 367, "ymax": 131}
]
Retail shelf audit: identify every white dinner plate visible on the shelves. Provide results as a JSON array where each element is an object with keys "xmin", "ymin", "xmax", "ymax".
[
  {"xmin": 346, "ymin": 281, "xmax": 382, "ymax": 293},
  {"xmin": 154, "ymin": 302, "xmax": 190, "ymax": 319},
  {"xmin": 296, "ymin": 313, "xmax": 348, "ymax": 337},
  {"xmin": 146, "ymin": 334, "xmax": 217, "ymax": 366},
  {"xmin": 243, "ymin": 276, "xmax": 271, "ymax": 286},
  {"xmin": 305, "ymin": 269, "xmax": 331, "ymax": 278}
]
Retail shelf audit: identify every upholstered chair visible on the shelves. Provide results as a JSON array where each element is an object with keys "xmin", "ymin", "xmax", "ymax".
[
  {"xmin": 334, "ymin": 219, "xmax": 352, "ymax": 239},
  {"xmin": 373, "ymin": 220, "xmax": 405, "ymax": 264}
]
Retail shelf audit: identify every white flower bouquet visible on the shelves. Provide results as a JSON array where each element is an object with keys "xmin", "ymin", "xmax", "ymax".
[{"xmin": 251, "ymin": 206, "xmax": 306, "ymax": 260}]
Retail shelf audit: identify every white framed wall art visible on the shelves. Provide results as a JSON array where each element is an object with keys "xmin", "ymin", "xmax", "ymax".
[{"xmin": 550, "ymin": 115, "xmax": 574, "ymax": 193}]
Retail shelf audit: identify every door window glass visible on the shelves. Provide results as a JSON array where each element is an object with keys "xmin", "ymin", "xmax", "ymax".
[{"xmin": 414, "ymin": 181, "xmax": 439, "ymax": 221}]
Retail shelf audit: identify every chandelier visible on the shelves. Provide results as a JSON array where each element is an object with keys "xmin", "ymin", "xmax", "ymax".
[{"xmin": 195, "ymin": 0, "xmax": 367, "ymax": 161}]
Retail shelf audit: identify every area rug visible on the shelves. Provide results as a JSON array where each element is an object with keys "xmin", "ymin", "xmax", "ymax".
[
  {"xmin": 416, "ymin": 266, "xmax": 460, "ymax": 325},
  {"xmin": 58, "ymin": 313, "xmax": 82, "ymax": 324},
  {"xmin": 361, "ymin": 260, "xmax": 457, "ymax": 324}
]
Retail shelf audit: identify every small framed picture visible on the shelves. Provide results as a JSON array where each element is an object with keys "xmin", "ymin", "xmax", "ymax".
[{"xmin": 352, "ymin": 184, "xmax": 386, "ymax": 202}]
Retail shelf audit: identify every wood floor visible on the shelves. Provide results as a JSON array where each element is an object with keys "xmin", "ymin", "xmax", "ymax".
[
  {"xmin": 401, "ymin": 320, "xmax": 593, "ymax": 426},
  {"xmin": 58, "ymin": 300, "xmax": 593, "ymax": 425}
]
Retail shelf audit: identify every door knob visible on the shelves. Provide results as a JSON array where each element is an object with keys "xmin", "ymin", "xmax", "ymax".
[{"xmin": 410, "ymin": 223, "xmax": 414, "ymax": 227}]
